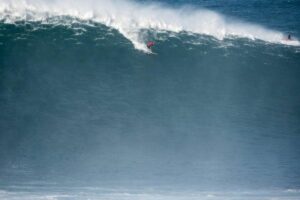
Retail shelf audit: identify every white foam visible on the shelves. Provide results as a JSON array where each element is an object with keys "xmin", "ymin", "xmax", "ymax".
[{"xmin": 0, "ymin": 0, "xmax": 299, "ymax": 51}]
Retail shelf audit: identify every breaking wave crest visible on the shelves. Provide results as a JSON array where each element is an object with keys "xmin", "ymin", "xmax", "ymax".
[{"xmin": 0, "ymin": 0, "xmax": 299, "ymax": 51}]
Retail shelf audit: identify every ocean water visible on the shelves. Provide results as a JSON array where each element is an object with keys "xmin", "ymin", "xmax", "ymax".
[{"xmin": 0, "ymin": 0, "xmax": 300, "ymax": 199}]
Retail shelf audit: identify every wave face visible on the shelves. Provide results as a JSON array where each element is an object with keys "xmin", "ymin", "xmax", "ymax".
[
  {"xmin": 0, "ymin": 0, "xmax": 299, "ymax": 52},
  {"xmin": 1, "ymin": 0, "xmax": 300, "ymax": 199}
]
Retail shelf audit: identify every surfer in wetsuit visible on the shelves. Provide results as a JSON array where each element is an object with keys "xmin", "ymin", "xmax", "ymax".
[
  {"xmin": 288, "ymin": 34, "xmax": 291, "ymax": 40},
  {"xmin": 147, "ymin": 41, "xmax": 155, "ymax": 49}
]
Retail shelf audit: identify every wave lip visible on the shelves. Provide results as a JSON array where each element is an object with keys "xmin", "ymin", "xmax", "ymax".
[{"xmin": 0, "ymin": 0, "xmax": 299, "ymax": 51}]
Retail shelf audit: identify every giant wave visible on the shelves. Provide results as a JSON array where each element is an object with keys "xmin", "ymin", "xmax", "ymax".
[{"xmin": 1, "ymin": 1, "xmax": 300, "ymax": 199}]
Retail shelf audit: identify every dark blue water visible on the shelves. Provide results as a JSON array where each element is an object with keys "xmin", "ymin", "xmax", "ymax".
[{"xmin": 0, "ymin": 0, "xmax": 300, "ymax": 199}]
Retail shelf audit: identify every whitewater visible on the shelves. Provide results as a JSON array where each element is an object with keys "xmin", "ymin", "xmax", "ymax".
[{"xmin": 0, "ymin": 0, "xmax": 299, "ymax": 52}]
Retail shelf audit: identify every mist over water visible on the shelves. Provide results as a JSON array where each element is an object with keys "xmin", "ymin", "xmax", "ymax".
[{"xmin": 1, "ymin": 0, "xmax": 300, "ymax": 199}]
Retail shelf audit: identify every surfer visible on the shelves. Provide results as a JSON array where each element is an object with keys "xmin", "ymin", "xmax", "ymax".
[
  {"xmin": 147, "ymin": 41, "xmax": 155, "ymax": 49},
  {"xmin": 283, "ymin": 34, "xmax": 292, "ymax": 41}
]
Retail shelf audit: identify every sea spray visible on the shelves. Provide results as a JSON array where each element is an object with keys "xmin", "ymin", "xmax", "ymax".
[{"xmin": 0, "ymin": 0, "xmax": 299, "ymax": 52}]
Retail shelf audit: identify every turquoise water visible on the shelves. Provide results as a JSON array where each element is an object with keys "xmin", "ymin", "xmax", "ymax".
[{"xmin": 0, "ymin": 0, "xmax": 300, "ymax": 199}]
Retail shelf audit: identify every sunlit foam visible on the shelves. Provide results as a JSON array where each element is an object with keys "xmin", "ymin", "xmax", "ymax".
[{"xmin": 0, "ymin": 0, "xmax": 299, "ymax": 52}]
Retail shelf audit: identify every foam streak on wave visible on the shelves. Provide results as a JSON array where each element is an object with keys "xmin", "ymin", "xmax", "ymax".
[{"xmin": 0, "ymin": 0, "xmax": 299, "ymax": 51}]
